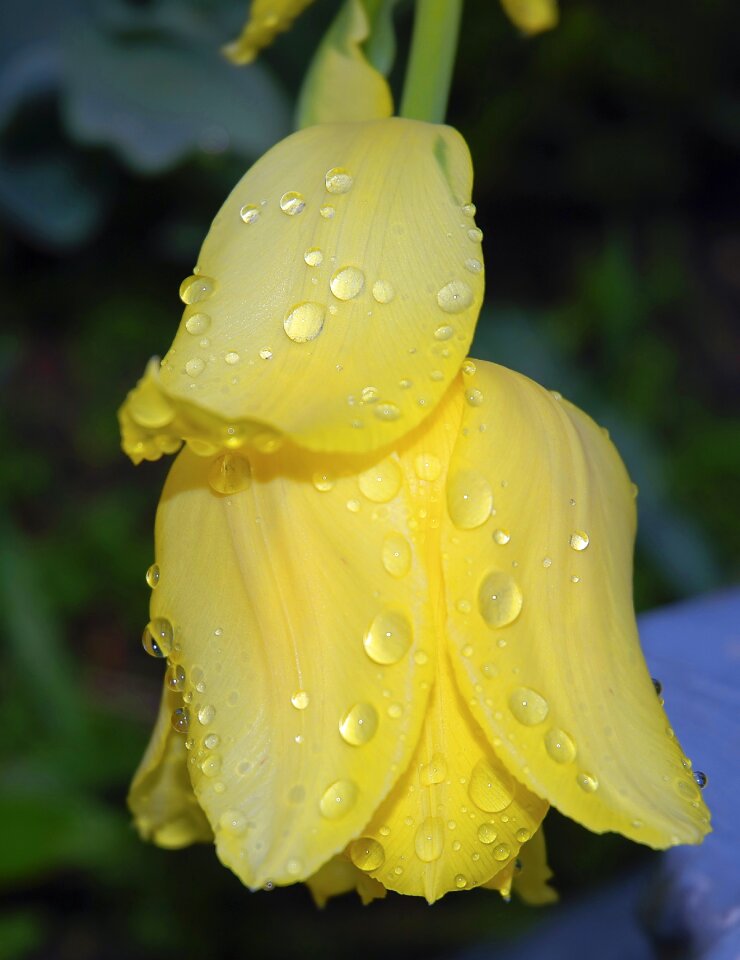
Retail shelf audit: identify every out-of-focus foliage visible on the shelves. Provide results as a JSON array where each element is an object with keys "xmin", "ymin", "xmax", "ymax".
[{"xmin": 0, "ymin": 0, "xmax": 737, "ymax": 956}]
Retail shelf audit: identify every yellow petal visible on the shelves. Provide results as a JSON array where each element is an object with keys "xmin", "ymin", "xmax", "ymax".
[
  {"xmin": 128, "ymin": 683, "xmax": 213, "ymax": 849},
  {"xmin": 511, "ymin": 826, "xmax": 557, "ymax": 905},
  {"xmin": 442, "ymin": 361, "xmax": 711, "ymax": 848},
  {"xmin": 118, "ymin": 118, "xmax": 483, "ymax": 460},
  {"xmin": 297, "ymin": 0, "xmax": 393, "ymax": 128},
  {"xmin": 224, "ymin": 0, "xmax": 316, "ymax": 64},
  {"xmin": 499, "ymin": 0, "xmax": 558, "ymax": 34},
  {"xmin": 358, "ymin": 645, "xmax": 548, "ymax": 903},
  {"xmin": 306, "ymin": 855, "xmax": 387, "ymax": 906},
  {"xmin": 147, "ymin": 389, "xmax": 474, "ymax": 888}
]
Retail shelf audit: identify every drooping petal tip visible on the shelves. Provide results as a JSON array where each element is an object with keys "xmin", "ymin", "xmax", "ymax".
[{"xmin": 224, "ymin": 0, "xmax": 316, "ymax": 65}]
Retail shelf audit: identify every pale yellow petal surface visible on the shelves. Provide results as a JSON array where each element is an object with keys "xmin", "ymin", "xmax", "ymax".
[
  {"xmin": 119, "ymin": 119, "xmax": 483, "ymax": 460},
  {"xmin": 147, "ymin": 385, "xmax": 475, "ymax": 888},
  {"xmin": 224, "ymin": 0, "xmax": 315, "ymax": 64},
  {"xmin": 500, "ymin": 0, "xmax": 558, "ymax": 34},
  {"xmin": 128, "ymin": 684, "xmax": 213, "ymax": 849},
  {"xmin": 297, "ymin": 0, "xmax": 393, "ymax": 128},
  {"xmin": 442, "ymin": 361, "xmax": 711, "ymax": 848},
  {"xmin": 511, "ymin": 826, "xmax": 557, "ymax": 904},
  {"xmin": 358, "ymin": 646, "xmax": 547, "ymax": 902},
  {"xmin": 306, "ymin": 855, "xmax": 387, "ymax": 907}
]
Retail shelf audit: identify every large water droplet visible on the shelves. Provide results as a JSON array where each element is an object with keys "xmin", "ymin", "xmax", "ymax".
[
  {"xmin": 419, "ymin": 754, "xmax": 447, "ymax": 786},
  {"xmin": 185, "ymin": 313, "xmax": 211, "ymax": 336},
  {"xmin": 414, "ymin": 453, "xmax": 441, "ymax": 481},
  {"xmin": 434, "ymin": 324, "xmax": 454, "ymax": 341},
  {"xmin": 468, "ymin": 759, "xmax": 514, "ymax": 812},
  {"xmin": 291, "ymin": 690, "xmax": 310, "ymax": 710},
  {"xmin": 372, "ymin": 280, "xmax": 394, "ymax": 303},
  {"xmin": 414, "ymin": 816, "xmax": 444, "ymax": 862},
  {"xmin": 569, "ymin": 531, "xmax": 590, "ymax": 551},
  {"xmin": 185, "ymin": 357, "xmax": 205, "ymax": 378},
  {"xmin": 467, "ymin": 227, "xmax": 483, "ymax": 242},
  {"xmin": 478, "ymin": 571, "xmax": 523, "ymax": 628},
  {"xmin": 447, "ymin": 470, "xmax": 493, "ymax": 529},
  {"xmin": 493, "ymin": 842, "xmax": 511, "ymax": 862},
  {"xmin": 493, "ymin": 529, "xmax": 510, "ymax": 545},
  {"xmin": 179, "ymin": 275, "xmax": 215, "ymax": 305},
  {"xmin": 358, "ymin": 457, "xmax": 402, "ymax": 503},
  {"xmin": 477, "ymin": 822, "xmax": 498, "ymax": 844},
  {"xmin": 142, "ymin": 617, "xmax": 174, "ymax": 658},
  {"xmin": 693, "ymin": 770, "xmax": 708, "ymax": 789},
  {"xmin": 325, "ymin": 167, "xmax": 353, "ymax": 194},
  {"xmin": 544, "ymin": 727, "xmax": 576, "ymax": 764},
  {"xmin": 437, "ymin": 280, "xmax": 473, "ymax": 314},
  {"xmin": 349, "ymin": 837, "xmax": 384, "ymax": 871},
  {"xmin": 382, "ymin": 533, "xmax": 412, "ymax": 578},
  {"xmin": 166, "ymin": 662, "xmax": 186, "ymax": 692},
  {"xmin": 279, "ymin": 191, "xmax": 305, "ymax": 215},
  {"xmin": 145, "ymin": 563, "xmax": 160, "ymax": 588},
  {"xmin": 224, "ymin": 351, "xmax": 240, "ymax": 365},
  {"xmin": 198, "ymin": 703, "xmax": 216, "ymax": 725},
  {"xmin": 339, "ymin": 702, "xmax": 378, "ymax": 745},
  {"xmin": 364, "ymin": 609, "xmax": 413, "ymax": 664},
  {"xmin": 330, "ymin": 266, "xmax": 365, "ymax": 301},
  {"xmin": 171, "ymin": 707, "xmax": 189, "ymax": 733},
  {"xmin": 239, "ymin": 203, "xmax": 260, "ymax": 224},
  {"xmin": 509, "ymin": 687, "xmax": 549, "ymax": 725},
  {"xmin": 319, "ymin": 779, "xmax": 358, "ymax": 820},
  {"xmin": 374, "ymin": 403, "xmax": 401, "ymax": 422},
  {"xmin": 462, "ymin": 203, "xmax": 477, "ymax": 217},
  {"xmin": 304, "ymin": 247, "xmax": 323, "ymax": 267},
  {"xmin": 208, "ymin": 453, "xmax": 252, "ymax": 495},
  {"xmin": 284, "ymin": 302, "xmax": 325, "ymax": 342}
]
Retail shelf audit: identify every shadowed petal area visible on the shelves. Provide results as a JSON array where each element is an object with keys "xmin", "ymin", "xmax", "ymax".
[
  {"xmin": 499, "ymin": 0, "xmax": 558, "ymax": 34},
  {"xmin": 442, "ymin": 361, "xmax": 711, "ymax": 848},
  {"xmin": 511, "ymin": 826, "xmax": 558, "ymax": 904},
  {"xmin": 306, "ymin": 855, "xmax": 387, "ymax": 907},
  {"xmin": 128, "ymin": 684, "xmax": 213, "ymax": 849},
  {"xmin": 224, "ymin": 0, "xmax": 316, "ymax": 64},
  {"xmin": 119, "ymin": 118, "xmax": 483, "ymax": 461}
]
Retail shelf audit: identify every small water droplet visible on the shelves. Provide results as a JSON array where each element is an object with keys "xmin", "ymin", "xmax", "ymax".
[
  {"xmin": 477, "ymin": 822, "xmax": 498, "ymax": 844},
  {"xmin": 492, "ymin": 529, "xmax": 510, "ymax": 545},
  {"xmin": 414, "ymin": 816, "xmax": 445, "ymax": 862},
  {"xmin": 509, "ymin": 687, "xmax": 549, "ymax": 726},
  {"xmin": 364, "ymin": 609, "xmax": 413, "ymax": 664},
  {"xmin": 569, "ymin": 531, "xmax": 590, "ymax": 551},
  {"xmin": 319, "ymin": 779, "xmax": 358, "ymax": 820},
  {"xmin": 374, "ymin": 403, "xmax": 401, "ymax": 421},
  {"xmin": 515, "ymin": 828, "xmax": 531, "ymax": 844},
  {"xmin": 461, "ymin": 360, "xmax": 476, "ymax": 376},
  {"xmin": 291, "ymin": 690, "xmax": 310, "ymax": 710},
  {"xmin": 382, "ymin": 533, "xmax": 412, "ymax": 578},
  {"xmin": 185, "ymin": 313, "xmax": 211, "ymax": 335},
  {"xmin": 465, "ymin": 257, "xmax": 483, "ymax": 274},
  {"xmin": 420, "ymin": 754, "xmax": 447, "ymax": 786},
  {"xmin": 219, "ymin": 809, "xmax": 246, "ymax": 833},
  {"xmin": 542, "ymin": 557, "xmax": 552, "ymax": 568},
  {"xmin": 493, "ymin": 842, "xmax": 511, "ymax": 862},
  {"xmin": 204, "ymin": 733, "xmax": 220, "ymax": 749},
  {"xmin": 239, "ymin": 203, "xmax": 260, "ymax": 224},
  {"xmin": 330, "ymin": 266, "xmax": 365, "ymax": 301},
  {"xmin": 279, "ymin": 191, "xmax": 305, "ymax": 215},
  {"xmin": 576, "ymin": 772, "xmax": 599, "ymax": 793},
  {"xmin": 462, "ymin": 203, "xmax": 476, "ymax": 217},
  {"xmin": 259, "ymin": 347, "xmax": 273, "ymax": 360},
  {"xmin": 544, "ymin": 727, "xmax": 576, "ymax": 763},
  {"xmin": 208, "ymin": 453, "xmax": 252, "ymax": 495},
  {"xmin": 304, "ymin": 247, "xmax": 323, "ymax": 267},
  {"xmin": 447, "ymin": 469, "xmax": 493, "ymax": 529},
  {"xmin": 325, "ymin": 167, "xmax": 353, "ymax": 194},
  {"xmin": 339, "ymin": 703, "xmax": 378, "ymax": 745},
  {"xmin": 478, "ymin": 571, "xmax": 523, "ymax": 628},
  {"xmin": 465, "ymin": 388, "xmax": 484, "ymax": 407},
  {"xmin": 166, "ymin": 662, "xmax": 186, "ymax": 692},
  {"xmin": 469, "ymin": 759, "xmax": 514, "ymax": 812},
  {"xmin": 372, "ymin": 280, "xmax": 395, "ymax": 303},
  {"xmin": 179, "ymin": 275, "xmax": 215, "ymax": 305},
  {"xmin": 358, "ymin": 457, "xmax": 402, "ymax": 503},
  {"xmin": 346, "ymin": 497, "xmax": 361, "ymax": 513},
  {"xmin": 224, "ymin": 351, "xmax": 240, "ymax": 365},
  {"xmin": 434, "ymin": 324, "xmax": 454, "ymax": 341},
  {"xmin": 349, "ymin": 836, "xmax": 384, "ymax": 871},
  {"xmin": 145, "ymin": 563, "xmax": 160, "ymax": 588},
  {"xmin": 198, "ymin": 703, "xmax": 216, "ymax": 725},
  {"xmin": 437, "ymin": 280, "xmax": 473, "ymax": 314},
  {"xmin": 455, "ymin": 874, "xmax": 467, "ymax": 889},
  {"xmin": 693, "ymin": 770, "xmax": 708, "ymax": 789},
  {"xmin": 320, "ymin": 205, "xmax": 335, "ymax": 219},
  {"xmin": 200, "ymin": 754, "xmax": 221, "ymax": 777},
  {"xmin": 387, "ymin": 702, "xmax": 403, "ymax": 719},
  {"xmin": 142, "ymin": 617, "xmax": 174, "ymax": 658},
  {"xmin": 312, "ymin": 471, "xmax": 335, "ymax": 492},
  {"xmin": 185, "ymin": 357, "xmax": 205, "ymax": 378},
  {"xmin": 284, "ymin": 302, "xmax": 325, "ymax": 342},
  {"xmin": 652, "ymin": 677, "xmax": 663, "ymax": 696},
  {"xmin": 171, "ymin": 707, "xmax": 190, "ymax": 733},
  {"xmin": 467, "ymin": 227, "xmax": 483, "ymax": 242}
]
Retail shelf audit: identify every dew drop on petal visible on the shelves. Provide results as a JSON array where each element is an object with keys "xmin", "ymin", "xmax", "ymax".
[
  {"xmin": 447, "ymin": 470, "xmax": 493, "ymax": 529},
  {"xmin": 477, "ymin": 822, "xmax": 498, "ymax": 844},
  {"xmin": 349, "ymin": 837, "xmax": 384, "ymax": 871},
  {"xmin": 283, "ymin": 302, "xmax": 325, "ymax": 342},
  {"xmin": 434, "ymin": 324, "xmax": 454, "ymax": 341},
  {"xmin": 145, "ymin": 563, "xmax": 160, "ymax": 588},
  {"xmin": 493, "ymin": 843, "xmax": 511, "ymax": 862},
  {"xmin": 544, "ymin": 727, "xmax": 576, "ymax": 763},
  {"xmin": 208, "ymin": 453, "xmax": 252, "ymax": 495},
  {"xmin": 382, "ymin": 533, "xmax": 412, "ymax": 578},
  {"xmin": 420, "ymin": 754, "xmax": 447, "ymax": 786},
  {"xmin": 437, "ymin": 280, "xmax": 473, "ymax": 314},
  {"xmin": 358, "ymin": 458, "xmax": 402, "ymax": 503},
  {"xmin": 414, "ymin": 453, "xmax": 442, "ymax": 481},
  {"xmin": 304, "ymin": 247, "xmax": 323, "ymax": 267},
  {"xmin": 339, "ymin": 703, "xmax": 378, "ymax": 745},
  {"xmin": 291, "ymin": 690, "xmax": 310, "ymax": 710},
  {"xmin": 320, "ymin": 205, "xmax": 335, "ymax": 219},
  {"xmin": 569, "ymin": 531, "xmax": 590, "ymax": 551},
  {"xmin": 478, "ymin": 571, "xmax": 523, "ymax": 628},
  {"xmin": 468, "ymin": 759, "xmax": 514, "ymax": 813},
  {"xmin": 185, "ymin": 313, "xmax": 211, "ymax": 335},
  {"xmin": 576, "ymin": 772, "xmax": 599, "ymax": 793},
  {"xmin": 467, "ymin": 227, "xmax": 483, "ymax": 242},
  {"xmin": 493, "ymin": 529, "xmax": 510, "ymax": 545},
  {"xmin": 414, "ymin": 816, "xmax": 445, "ymax": 862},
  {"xmin": 330, "ymin": 266, "xmax": 365, "ymax": 301},
  {"xmin": 239, "ymin": 204, "xmax": 260, "ymax": 224},
  {"xmin": 179, "ymin": 275, "xmax": 215, "ymax": 305},
  {"xmin": 319, "ymin": 779, "xmax": 358, "ymax": 820},
  {"xmin": 364, "ymin": 610, "xmax": 412, "ymax": 664},
  {"xmin": 198, "ymin": 703, "xmax": 216, "ymax": 725},
  {"xmin": 279, "ymin": 191, "xmax": 305, "ymax": 215},
  {"xmin": 374, "ymin": 403, "xmax": 401, "ymax": 422},
  {"xmin": 371, "ymin": 280, "xmax": 395, "ymax": 303},
  {"xmin": 508, "ymin": 687, "xmax": 549, "ymax": 726},
  {"xmin": 185, "ymin": 357, "xmax": 205, "ymax": 378},
  {"xmin": 166, "ymin": 663, "xmax": 186, "ymax": 692},
  {"xmin": 325, "ymin": 167, "xmax": 353, "ymax": 194},
  {"xmin": 142, "ymin": 617, "xmax": 174, "ymax": 658},
  {"xmin": 312, "ymin": 471, "xmax": 335, "ymax": 492},
  {"xmin": 170, "ymin": 706, "xmax": 189, "ymax": 733}
]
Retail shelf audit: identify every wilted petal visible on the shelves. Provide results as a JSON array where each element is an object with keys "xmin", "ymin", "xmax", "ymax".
[
  {"xmin": 119, "ymin": 118, "xmax": 483, "ymax": 460},
  {"xmin": 442, "ymin": 361, "xmax": 711, "ymax": 848},
  {"xmin": 129, "ymin": 684, "xmax": 213, "ymax": 848},
  {"xmin": 499, "ymin": 0, "xmax": 558, "ymax": 34},
  {"xmin": 306, "ymin": 855, "xmax": 387, "ymax": 907},
  {"xmin": 224, "ymin": 0, "xmax": 316, "ymax": 64}
]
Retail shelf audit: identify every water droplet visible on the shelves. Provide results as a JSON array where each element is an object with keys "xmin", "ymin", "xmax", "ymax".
[
  {"xmin": 330, "ymin": 266, "xmax": 365, "ymax": 301},
  {"xmin": 364, "ymin": 609, "xmax": 413, "ymax": 665},
  {"xmin": 239, "ymin": 203, "xmax": 260, "ymax": 224},
  {"xmin": 198, "ymin": 703, "xmax": 216, "ymax": 725},
  {"xmin": 509, "ymin": 687, "xmax": 549, "ymax": 726},
  {"xmin": 437, "ymin": 280, "xmax": 473, "ymax": 314},
  {"xmin": 284, "ymin": 302, "xmax": 325, "ymax": 342},
  {"xmin": 414, "ymin": 816, "xmax": 444, "ymax": 862},
  {"xmin": 325, "ymin": 167, "xmax": 353, "ymax": 194},
  {"xmin": 412, "ymin": 453, "xmax": 441, "ymax": 482},
  {"xmin": 166, "ymin": 662, "xmax": 186, "ymax": 692},
  {"xmin": 576, "ymin": 772, "xmax": 599, "ymax": 793},
  {"xmin": 185, "ymin": 357, "xmax": 205, "ymax": 378},
  {"xmin": 279, "ymin": 191, "xmax": 305, "ymax": 215},
  {"xmin": 319, "ymin": 779, "xmax": 358, "ymax": 820},
  {"xmin": 204, "ymin": 733, "xmax": 220, "ymax": 749},
  {"xmin": 492, "ymin": 529, "xmax": 510, "ymax": 546},
  {"xmin": 447, "ymin": 469, "xmax": 493, "ymax": 529},
  {"xmin": 374, "ymin": 403, "xmax": 401, "ymax": 421},
  {"xmin": 382, "ymin": 533, "xmax": 411, "ymax": 578},
  {"xmin": 179, "ymin": 275, "xmax": 215, "ymax": 304},
  {"xmin": 467, "ymin": 227, "xmax": 483, "ymax": 242},
  {"xmin": 259, "ymin": 347, "xmax": 273, "ymax": 360},
  {"xmin": 349, "ymin": 836, "xmax": 384, "ymax": 871},
  {"xmin": 542, "ymin": 557, "xmax": 552, "ymax": 569},
  {"xmin": 465, "ymin": 388, "xmax": 484, "ymax": 407},
  {"xmin": 387, "ymin": 702, "xmax": 403, "ymax": 719},
  {"xmin": 544, "ymin": 727, "xmax": 576, "ymax": 764},
  {"xmin": 185, "ymin": 313, "xmax": 211, "ymax": 335},
  {"xmin": 477, "ymin": 822, "xmax": 498, "ymax": 844},
  {"xmin": 515, "ymin": 828, "xmax": 531, "ymax": 844},
  {"xmin": 312, "ymin": 471, "xmax": 334, "ymax": 492},
  {"xmin": 652, "ymin": 678, "xmax": 663, "ymax": 696},
  {"xmin": 465, "ymin": 257, "xmax": 483, "ymax": 274},
  {"xmin": 493, "ymin": 842, "xmax": 511, "ymax": 862},
  {"xmin": 339, "ymin": 702, "xmax": 378, "ymax": 745},
  {"xmin": 346, "ymin": 498, "xmax": 360, "ymax": 513},
  {"xmin": 462, "ymin": 203, "xmax": 477, "ymax": 217},
  {"xmin": 171, "ymin": 707, "xmax": 190, "ymax": 733},
  {"xmin": 358, "ymin": 458, "xmax": 402, "ymax": 503},
  {"xmin": 371, "ymin": 279, "xmax": 395, "ymax": 303},
  {"xmin": 569, "ymin": 531, "xmax": 590, "ymax": 551},
  {"xmin": 145, "ymin": 563, "xmax": 160, "ymax": 588},
  {"xmin": 320, "ymin": 205, "xmax": 335, "ymax": 219},
  {"xmin": 478, "ymin": 571, "xmax": 523, "ymax": 628},
  {"xmin": 291, "ymin": 690, "xmax": 310, "ymax": 710},
  {"xmin": 434, "ymin": 324, "xmax": 454, "ymax": 341},
  {"xmin": 469, "ymin": 759, "xmax": 514, "ymax": 812},
  {"xmin": 220, "ymin": 809, "xmax": 246, "ymax": 833},
  {"xmin": 420, "ymin": 754, "xmax": 447, "ymax": 786},
  {"xmin": 142, "ymin": 617, "xmax": 174, "ymax": 658},
  {"xmin": 201, "ymin": 754, "xmax": 221, "ymax": 777},
  {"xmin": 461, "ymin": 360, "xmax": 476, "ymax": 376},
  {"xmin": 693, "ymin": 770, "xmax": 708, "ymax": 789},
  {"xmin": 208, "ymin": 453, "xmax": 252, "ymax": 495},
  {"xmin": 455, "ymin": 874, "xmax": 467, "ymax": 889},
  {"xmin": 224, "ymin": 351, "xmax": 240, "ymax": 365},
  {"xmin": 304, "ymin": 247, "xmax": 323, "ymax": 267}
]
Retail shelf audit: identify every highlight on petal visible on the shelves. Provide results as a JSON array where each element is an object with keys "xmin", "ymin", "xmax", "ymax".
[
  {"xmin": 499, "ymin": 0, "xmax": 558, "ymax": 34},
  {"xmin": 118, "ymin": 118, "xmax": 483, "ymax": 460},
  {"xmin": 128, "ymin": 684, "xmax": 213, "ymax": 849},
  {"xmin": 224, "ymin": 0, "xmax": 315, "ymax": 65},
  {"xmin": 297, "ymin": 0, "xmax": 393, "ymax": 128},
  {"xmin": 442, "ymin": 361, "xmax": 711, "ymax": 849},
  {"xmin": 306, "ymin": 855, "xmax": 387, "ymax": 907}
]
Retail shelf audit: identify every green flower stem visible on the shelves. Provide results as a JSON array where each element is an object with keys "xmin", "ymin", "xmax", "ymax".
[{"xmin": 399, "ymin": 0, "xmax": 463, "ymax": 124}]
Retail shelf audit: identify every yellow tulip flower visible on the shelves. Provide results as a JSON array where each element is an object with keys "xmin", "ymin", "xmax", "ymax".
[{"xmin": 121, "ymin": 117, "xmax": 710, "ymax": 904}]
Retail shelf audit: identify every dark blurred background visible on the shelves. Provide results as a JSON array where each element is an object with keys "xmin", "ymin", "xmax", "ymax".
[{"xmin": 0, "ymin": 0, "xmax": 738, "ymax": 957}]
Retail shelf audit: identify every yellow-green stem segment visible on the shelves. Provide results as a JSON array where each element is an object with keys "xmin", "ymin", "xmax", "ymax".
[{"xmin": 399, "ymin": 0, "xmax": 463, "ymax": 124}]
